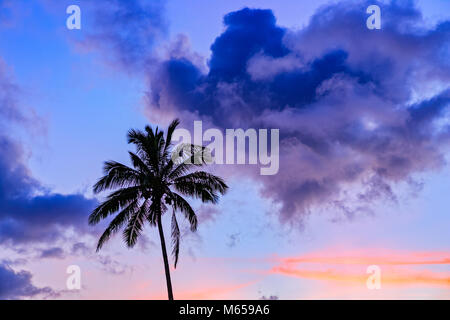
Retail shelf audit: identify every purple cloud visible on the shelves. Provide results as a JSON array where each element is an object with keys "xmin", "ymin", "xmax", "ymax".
[
  {"xmin": 146, "ymin": 1, "xmax": 450, "ymax": 224},
  {"xmin": 0, "ymin": 60, "xmax": 97, "ymax": 245},
  {"xmin": 0, "ymin": 262, "xmax": 54, "ymax": 299},
  {"xmin": 65, "ymin": 0, "xmax": 167, "ymax": 71},
  {"xmin": 0, "ymin": 133, "xmax": 97, "ymax": 245},
  {"xmin": 39, "ymin": 247, "xmax": 65, "ymax": 259}
]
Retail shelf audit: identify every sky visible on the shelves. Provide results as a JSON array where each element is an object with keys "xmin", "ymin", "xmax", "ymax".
[{"xmin": 0, "ymin": 0, "xmax": 449, "ymax": 300}]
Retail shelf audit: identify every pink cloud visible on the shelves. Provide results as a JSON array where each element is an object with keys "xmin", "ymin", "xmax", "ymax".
[{"xmin": 269, "ymin": 248, "xmax": 450, "ymax": 289}]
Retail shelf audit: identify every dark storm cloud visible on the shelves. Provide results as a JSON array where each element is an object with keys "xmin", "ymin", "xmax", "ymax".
[
  {"xmin": 147, "ymin": 1, "xmax": 450, "ymax": 223},
  {"xmin": 208, "ymin": 8, "xmax": 289, "ymax": 81},
  {"xmin": 0, "ymin": 262, "xmax": 54, "ymax": 299}
]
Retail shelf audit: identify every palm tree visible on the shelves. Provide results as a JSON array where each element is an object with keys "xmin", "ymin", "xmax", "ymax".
[{"xmin": 88, "ymin": 119, "xmax": 228, "ymax": 300}]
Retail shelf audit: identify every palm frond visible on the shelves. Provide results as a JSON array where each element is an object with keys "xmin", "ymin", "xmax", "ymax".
[
  {"xmin": 174, "ymin": 171, "xmax": 228, "ymax": 194},
  {"xmin": 127, "ymin": 128, "xmax": 151, "ymax": 157},
  {"xmin": 123, "ymin": 199, "xmax": 148, "ymax": 247},
  {"xmin": 171, "ymin": 192, "xmax": 197, "ymax": 231},
  {"xmin": 128, "ymin": 151, "xmax": 153, "ymax": 175},
  {"xmin": 89, "ymin": 186, "xmax": 142, "ymax": 225},
  {"xmin": 93, "ymin": 161, "xmax": 142, "ymax": 194},
  {"xmin": 171, "ymin": 209, "xmax": 180, "ymax": 268},
  {"xmin": 147, "ymin": 200, "xmax": 160, "ymax": 226},
  {"xmin": 168, "ymin": 144, "xmax": 208, "ymax": 180},
  {"xmin": 96, "ymin": 199, "xmax": 139, "ymax": 251},
  {"xmin": 173, "ymin": 180, "xmax": 219, "ymax": 203},
  {"xmin": 163, "ymin": 119, "xmax": 180, "ymax": 156},
  {"xmin": 145, "ymin": 125, "xmax": 167, "ymax": 170}
]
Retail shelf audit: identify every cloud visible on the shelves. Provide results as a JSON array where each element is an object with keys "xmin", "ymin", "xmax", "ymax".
[
  {"xmin": 0, "ymin": 134, "xmax": 97, "ymax": 245},
  {"xmin": 60, "ymin": 0, "xmax": 167, "ymax": 72},
  {"xmin": 0, "ymin": 262, "xmax": 54, "ymax": 299},
  {"xmin": 208, "ymin": 8, "xmax": 288, "ymax": 82},
  {"xmin": 0, "ymin": 60, "xmax": 97, "ymax": 245},
  {"xmin": 71, "ymin": 242, "xmax": 91, "ymax": 256},
  {"xmin": 146, "ymin": 1, "xmax": 450, "ymax": 224},
  {"xmin": 269, "ymin": 248, "xmax": 450, "ymax": 288},
  {"xmin": 0, "ymin": 59, "xmax": 23, "ymax": 122},
  {"xmin": 39, "ymin": 247, "xmax": 65, "ymax": 259},
  {"xmin": 227, "ymin": 232, "xmax": 241, "ymax": 248},
  {"xmin": 97, "ymin": 255, "xmax": 133, "ymax": 275},
  {"xmin": 271, "ymin": 265, "xmax": 450, "ymax": 287},
  {"xmin": 196, "ymin": 204, "xmax": 221, "ymax": 224},
  {"xmin": 276, "ymin": 248, "xmax": 450, "ymax": 266}
]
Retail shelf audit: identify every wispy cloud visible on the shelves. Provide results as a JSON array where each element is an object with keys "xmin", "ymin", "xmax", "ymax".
[
  {"xmin": 278, "ymin": 249, "xmax": 450, "ymax": 266},
  {"xmin": 269, "ymin": 248, "xmax": 450, "ymax": 288}
]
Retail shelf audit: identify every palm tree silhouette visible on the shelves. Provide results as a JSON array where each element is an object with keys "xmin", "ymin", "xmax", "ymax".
[{"xmin": 88, "ymin": 119, "xmax": 228, "ymax": 300}]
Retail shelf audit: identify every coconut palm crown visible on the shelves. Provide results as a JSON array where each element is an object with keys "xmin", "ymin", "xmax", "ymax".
[{"xmin": 88, "ymin": 119, "xmax": 228, "ymax": 300}]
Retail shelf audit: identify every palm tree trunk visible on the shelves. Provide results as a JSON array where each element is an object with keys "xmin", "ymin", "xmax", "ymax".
[{"xmin": 157, "ymin": 213, "xmax": 174, "ymax": 300}]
